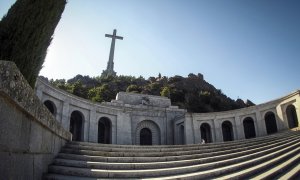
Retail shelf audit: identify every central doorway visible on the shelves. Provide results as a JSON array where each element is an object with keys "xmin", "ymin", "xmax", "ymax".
[
  {"xmin": 70, "ymin": 111, "xmax": 83, "ymax": 141},
  {"xmin": 200, "ymin": 123, "xmax": 212, "ymax": 143},
  {"xmin": 98, "ymin": 117, "xmax": 112, "ymax": 144},
  {"xmin": 265, "ymin": 112, "xmax": 278, "ymax": 134},
  {"xmin": 222, "ymin": 121, "xmax": 234, "ymax": 141},
  {"xmin": 243, "ymin": 117, "xmax": 256, "ymax": 139},
  {"xmin": 140, "ymin": 128, "xmax": 152, "ymax": 145}
]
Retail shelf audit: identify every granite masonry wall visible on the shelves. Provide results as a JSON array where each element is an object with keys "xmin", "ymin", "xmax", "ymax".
[{"xmin": 0, "ymin": 61, "xmax": 71, "ymax": 179}]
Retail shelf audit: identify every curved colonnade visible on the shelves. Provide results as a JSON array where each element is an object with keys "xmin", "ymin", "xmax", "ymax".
[
  {"xmin": 35, "ymin": 78, "xmax": 300, "ymax": 145},
  {"xmin": 182, "ymin": 93, "xmax": 300, "ymax": 144}
]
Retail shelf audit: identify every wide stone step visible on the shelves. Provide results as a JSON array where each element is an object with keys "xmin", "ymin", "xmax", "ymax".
[
  {"xmin": 60, "ymin": 133, "xmax": 300, "ymax": 158},
  {"xmin": 68, "ymin": 130, "xmax": 298, "ymax": 151},
  {"xmin": 64, "ymin": 131, "xmax": 296, "ymax": 153},
  {"xmin": 154, "ymin": 143, "xmax": 300, "ymax": 180},
  {"xmin": 251, "ymin": 152, "xmax": 300, "ymax": 180},
  {"xmin": 52, "ymin": 137, "xmax": 299, "ymax": 170},
  {"xmin": 53, "ymin": 137, "xmax": 299, "ymax": 167},
  {"xmin": 48, "ymin": 140, "xmax": 300, "ymax": 178},
  {"xmin": 277, "ymin": 159, "xmax": 300, "ymax": 180},
  {"xmin": 213, "ymin": 144, "xmax": 300, "ymax": 180},
  {"xmin": 57, "ymin": 134, "xmax": 300, "ymax": 163}
]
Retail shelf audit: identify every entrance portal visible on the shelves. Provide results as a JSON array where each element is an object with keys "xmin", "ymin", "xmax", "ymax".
[
  {"xmin": 264, "ymin": 112, "xmax": 278, "ymax": 134},
  {"xmin": 287, "ymin": 104, "xmax": 298, "ymax": 129},
  {"xmin": 200, "ymin": 123, "xmax": 212, "ymax": 143},
  {"xmin": 140, "ymin": 128, "xmax": 152, "ymax": 145},
  {"xmin": 243, "ymin": 117, "xmax": 256, "ymax": 139},
  {"xmin": 70, "ymin": 111, "xmax": 83, "ymax": 141},
  {"xmin": 222, "ymin": 121, "xmax": 234, "ymax": 141},
  {"xmin": 98, "ymin": 117, "xmax": 112, "ymax": 144}
]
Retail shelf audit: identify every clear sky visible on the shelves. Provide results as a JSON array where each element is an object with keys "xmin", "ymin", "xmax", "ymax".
[{"xmin": 1, "ymin": 0, "xmax": 299, "ymax": 104}]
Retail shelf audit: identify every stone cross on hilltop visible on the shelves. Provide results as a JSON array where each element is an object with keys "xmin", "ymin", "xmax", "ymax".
[{"xmin": 102, "ymin": 29, "xmax": 123, "ymax": 77}]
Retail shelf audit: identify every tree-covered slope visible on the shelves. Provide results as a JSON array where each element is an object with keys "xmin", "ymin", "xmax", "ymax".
[{"xmin": 44, "ymin": 73, "xmax": 254, "ymax": 113}]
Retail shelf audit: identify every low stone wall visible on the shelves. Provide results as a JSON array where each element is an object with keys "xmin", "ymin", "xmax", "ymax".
[{"xmin": 0, "ymin": 61, "xmax": 71, "ymax": 179}]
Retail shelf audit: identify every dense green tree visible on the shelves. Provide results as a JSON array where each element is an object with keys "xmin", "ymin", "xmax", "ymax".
[
  {"xmin": 87, "ymin": 84, "xmax": 115, "ymax": 103},
  {"xmin": 160, "ymin": 86, "xmax": 170, "ymax": 98},
  {"xmin": 50, "ymin": 78, "xmax": 66, "ymax": 88},
  {"xmin": 146, "ymin": 82, "xmax": 161, "ymax": 95},
  {"xmin": 71, "ymin": 81, "xmax": 88, "ymax": 99},
  {"xmin": 170, "ymin": 89, "xmax": 185, "ymax": 104},
  {"xmin": 126, "ymin": 84, "xmax": 140, "ymax": 93},
  {"xmin": 67, "ymin": 74, "xmax": 98, "ymax": 88},
  {"xmin": 88, "ymin": 87, "xmax": 102, "ymax": 102},
  {"xmin": 0, "ymin": 0, "xmax": 67, "ymax": 87},
  {"xmin": 98, "ymin": 84, "xmax": 115, "ymax": 102}
]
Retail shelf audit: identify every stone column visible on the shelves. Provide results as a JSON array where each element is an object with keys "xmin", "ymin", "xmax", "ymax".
[
  {"xmin": 232, "ymin": 119, "xmax": 239, "ymax": 141},
  {"xmin": 211, "ymin": 120, "xmax": 217, "ymax": 142},
  {"xmin": 61, "ymin": 100, "xmax": 70, "ymax": 131},
  {"xmin": 166, "ymin": 110, "xmax": 178, "ymax": 145},
  {"xmin": 88, "ymin": 108, "xmax": 97, "ymax": 143},
  {"xmin": 214, "ymin": 119, "xmax": 223, "ymax": 142},
  {"xmin": 184, "ymin": 113, "xmax": 195, "ymax": 144},
  {"xmin": 82, "ymin": 111, "xmax": 90, "ymax": 142},
  {"xmin": 116, "ymin": 112, "xmax": 132, "ymax": 145},
  {"xmin": 234, "ymin": 115, "xmax": 244, "ymax": 140},
  {"xmin": 193, "ymin": 120, "xmax": 200, "ymax": 144},
  {"xmin": 255, "ymin": 111, "xmax": 267, "ymax": 136},
  {"xmin": 277, "ymin": 104, "xmax": 289, "ymax": 130}
]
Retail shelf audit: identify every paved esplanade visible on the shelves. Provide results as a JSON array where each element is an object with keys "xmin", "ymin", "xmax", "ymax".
[{"xmin": 103, "ymin": 29, "xmax": 123, "ymax": 76}]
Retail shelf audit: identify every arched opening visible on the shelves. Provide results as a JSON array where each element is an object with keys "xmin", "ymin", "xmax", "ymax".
[
  {"xmin": 43, "ymin": 100, "xmax": 56, "ymax": 115},
  {"xmin": 179, "ymin": 125, "xmax": 185, "ymax": 145},
  {"xmin": 200, "ymin": 123, "xmax": 212, "ymax": 143},
  {"xmin": 136, "ymin": 120, "xmax": 160, "ymax": 145},
  {"xmin": 286, "ymin": 104, "xmax": 299, "ymax": 129},
  {"xmin": 70, "ymin": 111, "xmax": 84, "ymax": 141},
  {"xmin": 140, "ymin": 128, "xmax": 152, "ymax": 145},
  {"xmin": 243, "ymin": 117, "xmax": 256, "ymax": 139},
  {"xmin": 222, "ymin": 121, "xmax": 234, "ymax": 142},
  {"xmin": 264, "ymin": 112, "xmax": 278, "ymax": 134},
  {"xmin": 98, "ymin": 117, "xmax": 112, "ymax": 144}
]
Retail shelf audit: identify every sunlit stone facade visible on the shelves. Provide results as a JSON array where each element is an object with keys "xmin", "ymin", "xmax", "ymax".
[{"xmin": 35, "ymin": 78, "xmax": 300, "ymax": 145}]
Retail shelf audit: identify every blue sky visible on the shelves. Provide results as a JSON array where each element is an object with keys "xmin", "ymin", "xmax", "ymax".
[{"xmin": 1, "ymin": 0, "xmax": 299, "ymax": 104}]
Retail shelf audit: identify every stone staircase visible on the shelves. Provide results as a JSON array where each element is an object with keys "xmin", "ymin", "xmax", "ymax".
[{"xmin": 44, "ymin": 130, "xmax": 300, "ymax": 179}]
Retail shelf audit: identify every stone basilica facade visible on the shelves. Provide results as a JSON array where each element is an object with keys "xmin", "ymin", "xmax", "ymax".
[{"xmin": 35, "ymin": 78, "xmax": 300, "ymax": 145}]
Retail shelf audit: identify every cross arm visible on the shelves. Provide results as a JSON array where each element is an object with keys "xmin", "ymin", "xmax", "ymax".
[
  {"xmin": 105, "ymin": 34, "xmax": 123, "ymax": 40},
  {"xmin": 116, "ymin": 36, "xmax": 123, "ymax": 40}
]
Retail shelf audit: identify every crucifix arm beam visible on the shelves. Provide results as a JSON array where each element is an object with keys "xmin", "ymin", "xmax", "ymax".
[
  {"xmin": 116, "ymin": 36, "xmax": 123, "ymax": 40},
  {"xmin": 105, "ymin": 34, "xmax": 124, "ymax": 40}
]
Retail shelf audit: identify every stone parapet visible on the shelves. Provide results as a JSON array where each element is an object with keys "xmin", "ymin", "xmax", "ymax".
[{"xmin": 0, "ymin": 60, "xmax": 71, "ymax": 179}]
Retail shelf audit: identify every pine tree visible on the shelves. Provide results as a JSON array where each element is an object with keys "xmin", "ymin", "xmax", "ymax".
[{"xmin": 0, "ymin": 0, "xmax": 67, "ymax": 87}]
